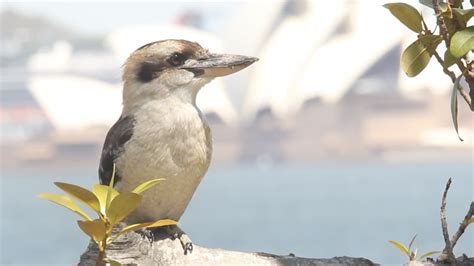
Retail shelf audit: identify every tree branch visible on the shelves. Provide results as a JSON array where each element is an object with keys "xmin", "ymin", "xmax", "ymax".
[
  {"xmin": 437, "ymin": 179, "xmax": 474, "ymax": 264},
  {"xmin": 450, "ymin": 201, "xmax": 474, "ymax": 248},
  {"xmin": 433, "ymin": 51, "xmax": 473, "ymax": 108},
  {"xmin": 439, "ymin": 178, "xmax": 455, "ymax": 263},
  {"xmin": 465, "ymin": 63, "xmax": 474, "ymax": 108},
  {"xmin": 458, "ymin": 83, "xmax": 473, "ymax": 110},
  {"xmin": 433, "ymin": 51, "xmax": 456, "ymax": 83}
]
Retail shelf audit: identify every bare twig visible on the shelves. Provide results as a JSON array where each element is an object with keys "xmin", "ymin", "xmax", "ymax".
[
  {"xmin": 439, "ymin": 178, "xmax": 455, "ymax": 263},
  {"xmin": 96, "ymin": 250, "xmax": 104, "ymax": 266},
  {"xmin": 433, "ymin": 51, "xmax": 457, "ymax": 83},
  {"xmin": 450, "ymin": 201, "xmax": 474, "ymax": 248}
]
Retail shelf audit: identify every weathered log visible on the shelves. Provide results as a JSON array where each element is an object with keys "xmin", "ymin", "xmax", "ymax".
[
  {"xmin": 78, "ymin": 227, "xmax": 376, "ymax": 265},
  {"xmin": 78, "ymin": 225, "xmax": 473, "ymax": 265}
]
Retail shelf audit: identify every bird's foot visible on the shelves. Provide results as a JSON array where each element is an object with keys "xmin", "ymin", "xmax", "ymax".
[
  {"xmin": 150, "ymin": 225, "xmax": 193, "ymax": 254},
  {"xmin": 140, "ymin": 227, "xmax": 155, "ymax": 244},
  {"xmin": 166, "ymin": 225, "xmax": 193, "ymax": 255}
]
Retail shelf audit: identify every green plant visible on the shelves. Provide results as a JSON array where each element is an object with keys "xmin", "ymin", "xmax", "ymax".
[
  {"xmin": 388, "ymin": 234, "xmax": 440, "ymax": 262},
  {"xmin": 38, "ymin": 165, "xmax": 177, "ymax": 266},
  {"xmin": 384, "ymin": 3, "xmax": 473, "ymax": 262},
  {"xmin": 384, "ymin": 0, "xmax": 474, "ymax": 140},
  {"xmin": 465, "ymin": 217, "xmax": 474, "ymax": 225}
]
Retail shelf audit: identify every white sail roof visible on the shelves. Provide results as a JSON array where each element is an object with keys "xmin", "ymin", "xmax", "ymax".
[
  {"xmin": 27, "ymin": 41, "xmax": 73, "ymax": 72},
  {"xmin": 28, "ymin": 74, "xmax": 122, "ymax": 130},
  {"xmin": 243, "ymin": 0, "xmax": 349, "ymax": 120},
  {"xmin": 243, "ymin": 1, "xmax": 414, "ymax": 120},
  {"xmin": 298, "ymin": 2, "xmax": 406, "ymax": 104}
]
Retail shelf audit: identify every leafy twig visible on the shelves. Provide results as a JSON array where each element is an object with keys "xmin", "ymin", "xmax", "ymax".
[
  {"xmin": 432, "ymin": 51, "xmax": 456, "ymax": 82},
  {"xmin": 433, "ymin": 51, "xmax": 472, "ymax": 107},
  {"xmin": 432, "ymin": 0, "xmax": 450, "ymax": 45},
  {"xmin": 39, "ymin": 173, "xmax": 175, "ymax": 266},
  {"xmin": 432, "ymin": 0, "xmax": 474, "ymax": 110}
]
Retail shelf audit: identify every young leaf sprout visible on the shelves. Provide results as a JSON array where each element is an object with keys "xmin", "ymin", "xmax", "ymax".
[{"xmin": 38, "ymin": 164, "xmax": 176, "ymax": 266}]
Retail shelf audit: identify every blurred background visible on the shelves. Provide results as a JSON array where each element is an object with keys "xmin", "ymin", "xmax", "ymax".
[{"xmin": 0, "ymin": 0, "xmax": 472, "ymax": 265}]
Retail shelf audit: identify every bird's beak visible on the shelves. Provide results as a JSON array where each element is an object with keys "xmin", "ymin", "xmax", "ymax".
[{"xmin": 181, "ymin": 54, "xmax": 258, "ymax": 78}]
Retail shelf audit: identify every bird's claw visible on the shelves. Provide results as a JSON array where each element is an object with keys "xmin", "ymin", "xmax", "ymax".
[
  {"xmin": 183, "ymin": 242, "xmax": 193, "ymax": 255},
  {"xmin": 176, "ymin": 230, "xmax": 193, "ymax": 255},
  {"xmin": 142, "ymin": 228, "xmax": 154, "ymax": 244},
  {"xmin": 165, "ymin": 225, "xmax": 193, "ymax": 255},
  {"xmin": 170, "ymin": 232, "xmax": 179, "ymax": 240}
]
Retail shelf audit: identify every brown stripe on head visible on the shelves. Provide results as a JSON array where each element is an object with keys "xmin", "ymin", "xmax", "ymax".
[{"xmin": 122, "ymin": 39, "xmax": 210, "ymax": 83}]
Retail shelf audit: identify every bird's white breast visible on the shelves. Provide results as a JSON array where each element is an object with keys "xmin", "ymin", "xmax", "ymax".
[{"xmin": 117, "ymin": 97, "xmax": 212, "ymax": 222}]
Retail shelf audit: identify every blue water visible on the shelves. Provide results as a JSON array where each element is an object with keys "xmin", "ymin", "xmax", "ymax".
[{"xmin": 1, "ymin": 162, "xmax": 473, "ymax": 265}]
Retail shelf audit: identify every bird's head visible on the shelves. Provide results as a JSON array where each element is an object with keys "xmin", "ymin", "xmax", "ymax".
[{"xmin": 121, "ymin": 39, "xmax": 258, "ymax": 113}]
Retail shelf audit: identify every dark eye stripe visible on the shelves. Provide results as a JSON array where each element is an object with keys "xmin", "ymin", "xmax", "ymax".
[{"xmin": 137, "ymin": 62, "xmax": 166, "ymax": 82}]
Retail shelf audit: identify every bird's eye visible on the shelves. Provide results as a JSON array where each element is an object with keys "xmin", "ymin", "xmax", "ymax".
[{"xmin": 168, "ymin": 52, "xmax": 186, "ymax": 66}]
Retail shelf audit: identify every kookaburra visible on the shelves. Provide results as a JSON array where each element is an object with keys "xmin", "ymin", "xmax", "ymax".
[{"xmin": 98, "ymin": 39, "xmax": 257, "ymax": 253}]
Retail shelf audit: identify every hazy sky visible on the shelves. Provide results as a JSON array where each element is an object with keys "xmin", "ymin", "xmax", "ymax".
[{"xmin": 1, "ymin": 1, "xmax": 239, "ymax": 35}]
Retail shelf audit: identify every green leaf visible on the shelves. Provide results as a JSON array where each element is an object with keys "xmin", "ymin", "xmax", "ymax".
[
  {"xmin": 37, "ymin": 193, "xmax": 92, "ymax": 221},
  {"xmin": 419, "ymin": 0, "xmax": 448, "ymax": 12},
  {"xmin": 104, "ymin": 259, "xmax": 122, "ymax": 266},
  {"xmin": 444, "ymin": 49, "xmax": 457, "ymax": 68},
  {"xmin": 465, "ymin": 217, "xmax": 474, "ymax": 226},
  {"xmin": 452, "ymin": 8, "xmax": 474, "ymax": 27},
  {"xmin": 408, "ymin": 234, "xmax": 417, "ymax": 252},
  {"xmin": 420, "ymin": 250, "xmax": 441, "ymax": 259},
  {"xmin": 451, "ymin": 0, "xmax": 463, "ymax": 8},
  {"xmin": 388, "ymin": 240, "xmax": 410, "ymax": 257},
  {"xmin": 92, "ymin": 184, "xmax": 119, "ymax": 214},
  {"xmin": 451, "ymin": 76, "xmax": 463, "ymax": 141},
  {"xmin": 55, "ymin": 182, "xmax": 101, "ymax": 213},
  {"xmin": 401, "ymin": 35, "xmax": 443, "ymax": 77},
  {"xmin": 110, "ymin": 219, "xmax": 177, "ymax": 243},
  {"xmin": 136, "ymin": 218, "xmax": 177, "ymax": 229},
  {"xmin": 77, "ymin": 219, "xmax": 106, "ymax": 244},
  {"xmin": 384, "ymin": 3, "xmax": 423, "ymax": 33},
  {"xmin": 449, "ymin": 26, "xmax": 474, "ymax": 59},
  {"xmin": 444, "ymin": 16, "xmax": 457, "ymax": 36},
  {"xmin": 106, "ymin": 193, "xmax": 142, "ymax": 225},
  {"xmin": 131, "ymin": 178, "xmax": 165, "ymax": 194}
]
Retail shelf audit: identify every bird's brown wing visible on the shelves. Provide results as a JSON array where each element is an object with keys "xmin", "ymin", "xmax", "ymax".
[{"xmin": 99, "ymin": 115, "xmax": 135, "ymax": 186}]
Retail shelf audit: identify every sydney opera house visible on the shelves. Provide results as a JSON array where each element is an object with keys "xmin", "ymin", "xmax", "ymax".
[{"xmin": 1, "ymin": 0, "xmax": 472, "ymax": 168}]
